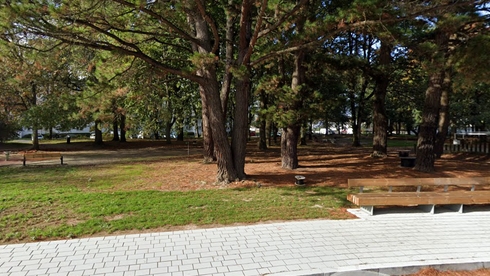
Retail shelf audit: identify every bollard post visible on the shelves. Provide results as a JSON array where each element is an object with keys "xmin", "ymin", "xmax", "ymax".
[{"xmin": 60, "ymin": 156, "xmax": 64, "ymax": 165}]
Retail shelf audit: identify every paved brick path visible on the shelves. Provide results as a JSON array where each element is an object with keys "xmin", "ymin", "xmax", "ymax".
[{"xmin": 2, "ymin": 207, "xmax": 490, "ymax": 276}]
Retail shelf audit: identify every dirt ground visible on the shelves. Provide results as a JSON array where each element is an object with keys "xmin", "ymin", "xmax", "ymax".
[
  {"xmin": 2, "ymin": 138, "xmax": 490, "ymax": 276},
  {"xmin": 2, "ymin": 137, "xmax": 490, "ymax": 191}
]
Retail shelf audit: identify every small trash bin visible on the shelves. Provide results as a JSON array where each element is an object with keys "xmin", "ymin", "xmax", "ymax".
[
  {"xmin": 295, "ymin": 175, "xmax": 306, "ymax": 186},
  {"xmin": 66, "ymin": 135, "xmax": 71, "ymax": 144},
  {"xmin": 398, "ymin": 150, "xmax": 410, "ymax": 157},
  {"xmin": 400, "ymin": 157, "xmax": 416, "ymax": 167}
]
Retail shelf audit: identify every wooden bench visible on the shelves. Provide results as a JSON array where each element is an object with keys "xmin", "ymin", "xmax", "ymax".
[
  {"xmin": 347, "ymin": 177, "xmax": 490, "ymax": 215},
  {"xmin": 6, "ymin": 152, "xmax": 64, "ymax": 166}
]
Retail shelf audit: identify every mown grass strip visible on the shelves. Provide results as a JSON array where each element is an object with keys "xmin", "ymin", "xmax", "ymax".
[{"xmin": 0, "ymin": 165, "xmax": 352, "ymax": 243}]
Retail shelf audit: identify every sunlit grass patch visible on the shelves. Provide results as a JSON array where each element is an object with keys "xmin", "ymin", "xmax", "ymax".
[{"xmin": 0, "ymin": 165, "xmax": 352, "ymax": 244}]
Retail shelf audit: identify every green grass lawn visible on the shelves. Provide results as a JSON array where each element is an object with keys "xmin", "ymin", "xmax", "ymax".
[{"xmin": 0, "ymin": 164, "xmax": 352, "ymax": 244}]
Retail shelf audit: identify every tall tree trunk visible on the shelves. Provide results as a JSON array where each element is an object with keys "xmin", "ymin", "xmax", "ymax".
[
  {"xmin": 415, "ymin": 31, "xmax": 448, "ymax": 173},
  {"xmin": 32, "ymin": 128, "xmax": 40, "ymax": 150},
  {"xmin": 165, "ymin": 121, "xmax": 173, "ymax": 144},
  {"xmin": 415, "ymin": 69, "xmax": 444, "ymax": 172},
  {"xmin": 30, "ymin": 83, "xmax": 40, "ymax": 150},
  {"xmin": 94, "ymin": 119, "xmax": 103, "ymax": 145},
  {"xmin": 177, "ymin": 127, "xmax": 184, "ymax": 141},
  {"xmin": 300, "ymin": 124, "xmax": 307, "ymax": 146},
  {"xmin": 112, "ymin": 117, "xmax": 119, "ymax": 141},
  {"xmin": 371, "ymin": 40, "xmax": 392, "ymax": 158},
  {"xmin": 231, "ymin": 0, "xmax": 253, "ymax": 179},
  {"xmin": 220, "ymin": 0, "xmax": 235, "ymax": 117},
  {"xmin": 281, "ymin": 0, "xmax": 307, "ymax": 169},
  {"xmin": 120, "ymin": 114, "xmax": 127, "ymax": 142},
  {"xmin": 281, "ymin": 126, "xmax": 300, "ymax": 169},
  {"xmin": 199, "ymin": 86, "xmax": 216, "ymax": 163},
  {"xmin": 202, "ymin": 78, "xmax": 238, "ymax": 183},
  {"xmin": 112, "ymin": 100, "xmax": 120, "ymax": 141},
  {"xmin": 232, "ymin": 75, "xmax": 250, "ymax": 179},
  {"xmin": 435, "ymin": 61, "xmax": 453, "ymax": 158},
  {"xmin": 351, "ymin": 76, "xmax": 369, "ymax": 147},
  {"xmin": 281, "ymin": 48, "xmax": 305, "ymax": 169},
  {"xmin": 193, "ymin": 19, "xmax": 237, "ymax": 181}
]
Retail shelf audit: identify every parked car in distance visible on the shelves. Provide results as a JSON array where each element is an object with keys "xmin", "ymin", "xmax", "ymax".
[
  {"xmin": 32, "ymin": 134, "xmax": 43, "ymax": 140},
  {"xmin": 89, "ymin": 133, "xmax": 96, "ymax": 139}
]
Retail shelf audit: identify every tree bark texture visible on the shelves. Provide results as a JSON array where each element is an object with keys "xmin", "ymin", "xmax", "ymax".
[
  {"xmin": 434, "ymin": 63, "xmax": 452, "ymax": 158},
  {"xmin": 201, "ymin": 78, "xmax": 238, "ymax": 183},
  {"xmin": 199, "ymin": 86, "xmax": 216, "ymax": 163},
  {"xmin": 188, "ymin": 5, "xmax": 238, "ymax": 182},
  {"xmin": 112, "ymin": 118, "xmax": 119, "ymax": 141},
  {"xmin": 232, "ymin": 75, "xmax": 250, "ymax": 179},
  {"xmin": 220, "ymin": 0, "xmax": 235, "ymax": 118},
  {"xmin": 281, "ymin": 47, "xmax": 305, "ymax": 169},
  {"xmin": 371, "ymin": 41, "xmax": 392, "ymax": 158},
  {"xmin": 415, "ymin": 69, "xmax": 444, "ymax": 172},
  {"xmin": 30, "ymin": 83, "xmax": 40, "ymax": 150},
  {"xmin": 280, "ymin": 1, "xmax": 307, "ymax": 169},
  {"xmin": 120, "ymin": 113, "xmax": 127, "ymax": 142},
  {"xmin": 94, "ymin": 119, "xmax": 103, "ymax": 145},
  {"xmin": 281, "ymin": 125, "xmax": 300, "ymax": 169},
  {"xmin": 415, "ymin": 31, "xmax": 448, "ymax": 173},
  {"xmin": 231, "ymin": 0, "xmax": 253, "ymax": 179}
]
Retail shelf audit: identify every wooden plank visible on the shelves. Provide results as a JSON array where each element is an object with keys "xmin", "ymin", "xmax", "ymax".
[
  {"xmin": 348, "ymin": 177, "xmax": 490, "ymax": 188},
  {"xmin": 347, "ymin": 191, "xmax": 490, "ymax": 206},
  {"xmin": 24, "ymin": 152, "xmax": 61, "ymax": 160}
]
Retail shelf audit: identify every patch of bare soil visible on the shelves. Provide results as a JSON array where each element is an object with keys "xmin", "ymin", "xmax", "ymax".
[
  {"xmin": 409, "ymin": 268, "xmax": 490, "ymax": 276},
  {"xmin": 2, "ymin": 138, "xmax": 490, "ymax": 190}
]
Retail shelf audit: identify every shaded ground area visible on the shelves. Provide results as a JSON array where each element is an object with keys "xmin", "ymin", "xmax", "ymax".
[{"xmin": 1, "ymin": 137, "xmax": 490, "ymax": 191}]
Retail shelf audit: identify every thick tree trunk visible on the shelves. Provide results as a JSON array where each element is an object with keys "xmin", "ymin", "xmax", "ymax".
[
  {"xmin": 220, "ymin": 0, "xmax": 235, "ymax": 117},
  {"xmin": 202, "ymin": 78, "xmax": 238, "ymax": 183},
  {"xmin": 415, "ymin": 69, "xmax": 444, "ymax": 172},
  {"xmin": 32, "ymin": 128, "xmax": 40, "ymax": 150},
  {"xmin": 187, "ymin": 5, "xmax": 240, "ymax": 183},
  {"xmin": 230, "ymin": 0, "xmax": 255, "ymax": 179},
  {"xmin": 112, "ymin": 116, "xmax": 119, "ymax": 141},
  {"xmin": 435, "ymin": 64, "xmax": 452, "ymax": 158},
  {"xmin": 281, "ymin": 46, "xmax": 305, "ymax": 169},
  {"xmin": 371, "ymin": 41, "xmax": 391, "ymax": 158},
  {"xmin": 199, "ymin": 86, "xmax": 216, "ymax": 163},
  {"xmin": 281, "ymin": 125, "xmax": 301, "ymax": 169},
  {"xmin": 164, "ymin": 122, "xmax": 172, "ymax": 144},
  {"xmin": 415, "ymin": 31, "xmax": 449, "ymax": 173},
  {"xmin": 177, "ymin": 127, "xmax": 184, "ymax": 141},
  {"xmin": 232, "ymin": 75, "xmax": 250, "ymax": 179},
  {"xmin": 94, "ymin": 119, "xmax": 103, "ymax": 145},
  {"xmin": 120, "ymin": 114, "xmax": 127, "ymax": 142}
]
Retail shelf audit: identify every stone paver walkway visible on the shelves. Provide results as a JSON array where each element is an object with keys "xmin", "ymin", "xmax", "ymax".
[{"xmin": 2, "ymin": 207, "xmax": 490, "ymax": 276}]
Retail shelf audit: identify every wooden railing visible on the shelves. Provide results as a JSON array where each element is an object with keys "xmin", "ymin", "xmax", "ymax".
[{"xmin": 444, "ymin": 141, "xmax": 490, "ymax": 154}]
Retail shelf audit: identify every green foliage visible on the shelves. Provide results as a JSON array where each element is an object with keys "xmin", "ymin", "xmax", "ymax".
[
  {"xmin": 454, "ymin": 35, "xmax": 490, "ymax": 87},
  {"xmin": 0, "ymin": 117, "xmax": 20, "ymax": 142}
]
